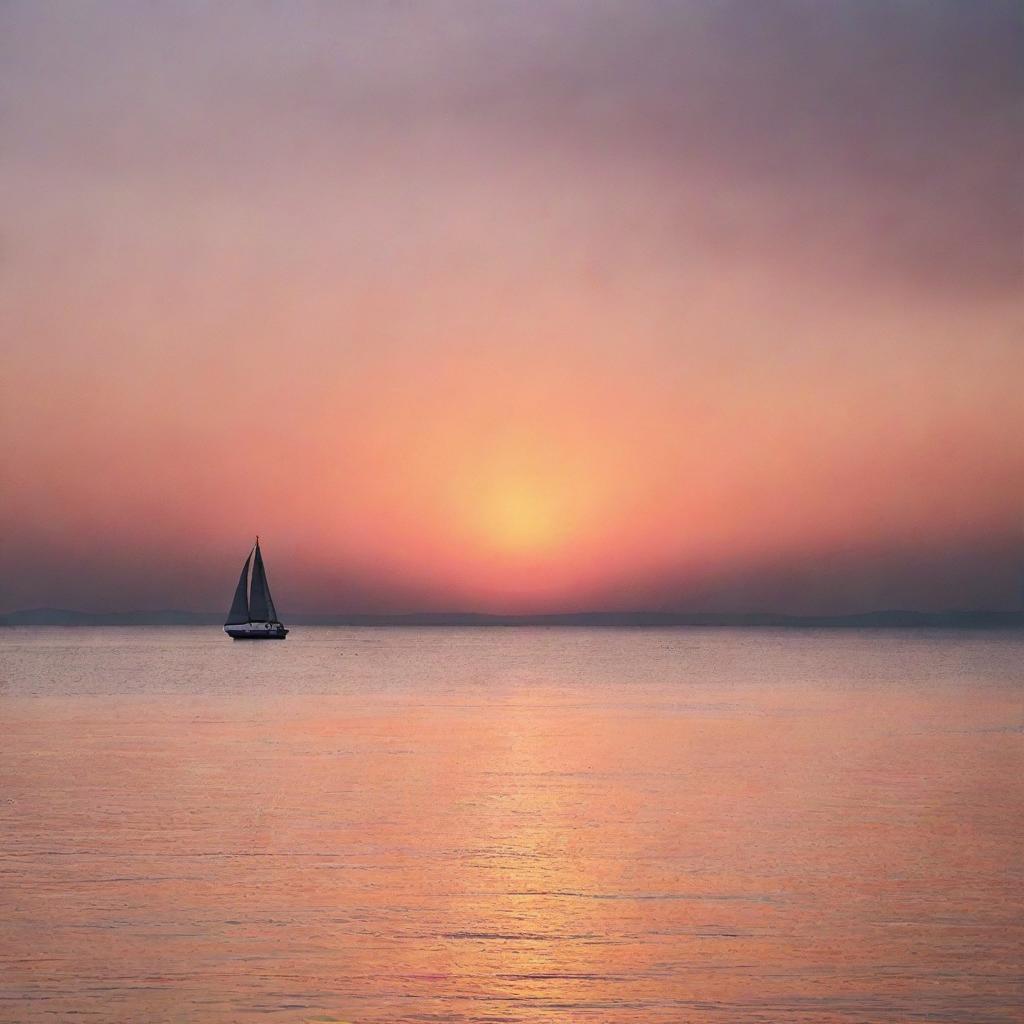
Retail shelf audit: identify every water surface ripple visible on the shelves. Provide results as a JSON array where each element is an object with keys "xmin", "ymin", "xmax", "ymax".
[{"xmin": 1, "ymin": 627, "xmax": 1021, "ymax": 1022}]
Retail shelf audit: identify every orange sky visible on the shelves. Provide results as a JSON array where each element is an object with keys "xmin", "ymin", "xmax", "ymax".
[{"xmin": 1, "ymin": 1, "xmax": 1021, "ymax": 614}]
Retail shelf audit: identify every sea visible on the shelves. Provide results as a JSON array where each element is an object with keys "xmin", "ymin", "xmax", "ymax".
[{"xmin": 1, "ymin": 627, "xmax": 1021, "ymax": 1023}]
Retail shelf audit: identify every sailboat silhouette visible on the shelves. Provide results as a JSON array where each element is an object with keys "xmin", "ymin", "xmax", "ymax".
[{"xmin": 224, "ymin": 537, "xmax": 289, "ymax": 639}]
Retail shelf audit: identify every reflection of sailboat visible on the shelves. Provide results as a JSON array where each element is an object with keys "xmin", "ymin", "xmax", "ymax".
[{"xmin": 224, "ymin": 538, "xmax": 289, "ymax": 639}]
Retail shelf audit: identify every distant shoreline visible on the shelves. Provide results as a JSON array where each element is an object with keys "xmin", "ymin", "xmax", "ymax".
[{"xmin": 2, "ymin": 608, "xmax": 1022, "ymax": 628}]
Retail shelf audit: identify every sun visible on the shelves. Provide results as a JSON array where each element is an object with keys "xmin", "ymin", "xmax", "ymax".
[{"xmin": 479, "ymin": 477, "xmax": 567, "ymax": 555}]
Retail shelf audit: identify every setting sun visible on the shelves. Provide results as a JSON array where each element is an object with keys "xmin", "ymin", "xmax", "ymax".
[{"xmin": 479, "ymin": 478, "xmax": 566, "ymax": 554}]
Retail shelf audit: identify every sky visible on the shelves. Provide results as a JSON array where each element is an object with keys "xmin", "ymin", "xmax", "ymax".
[{"xmin": 1, "ymin": 0, "xmax": 1021, "ymax": 615}]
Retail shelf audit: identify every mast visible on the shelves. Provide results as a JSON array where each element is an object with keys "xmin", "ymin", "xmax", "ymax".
[{"xmin": 248, "ymin": 537, "xmax": 278, "ymax": 623}]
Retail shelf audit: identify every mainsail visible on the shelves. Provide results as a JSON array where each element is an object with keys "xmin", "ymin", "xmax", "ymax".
[
  {"xmin": 225, "ymin": 550, "xmax": 252, "ymax": 625},
  {"xmin": 248, "ymin": 542, "xmax": 278, "ymax": 623}
]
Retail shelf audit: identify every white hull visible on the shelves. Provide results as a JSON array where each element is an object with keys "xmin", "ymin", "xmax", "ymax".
[{"xmin": 224, "ymin": 621, "xmax": 288, "ymax": 639}]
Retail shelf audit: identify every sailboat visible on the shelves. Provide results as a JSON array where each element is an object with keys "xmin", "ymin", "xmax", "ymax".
[{"xmin": 224, "ymin": 538, "xmax": 289, "ymax": 639}]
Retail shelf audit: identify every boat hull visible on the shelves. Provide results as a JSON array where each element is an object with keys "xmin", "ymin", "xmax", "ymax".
[{"xmin": 225, "ymin": 623, "xmax": 289, "ymax": 640}]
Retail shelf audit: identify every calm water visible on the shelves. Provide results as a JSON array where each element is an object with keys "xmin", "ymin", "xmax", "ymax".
[{"xmin": 1, "ymin": 627, "xmax": 1021, "ymax": 1023}]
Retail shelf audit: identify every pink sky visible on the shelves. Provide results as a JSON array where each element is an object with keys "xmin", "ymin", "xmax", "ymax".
[{"xmin": 1, "ymin": 1, "xmax": 1021, "ymax": 614}]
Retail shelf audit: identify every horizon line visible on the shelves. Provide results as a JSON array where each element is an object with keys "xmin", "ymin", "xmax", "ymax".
[{"xmin": 3, "ymin": 607, "xmax": 1023, "ymax": 628}]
